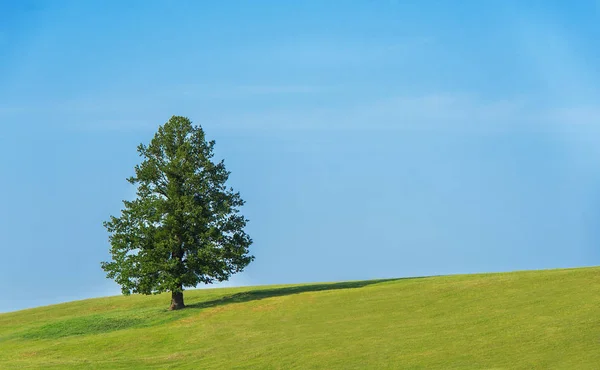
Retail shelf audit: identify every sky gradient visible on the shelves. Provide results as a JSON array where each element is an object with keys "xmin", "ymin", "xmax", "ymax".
[{"xmin": 1, "ymin": 0, "xmax": 600, "ymax": 312}]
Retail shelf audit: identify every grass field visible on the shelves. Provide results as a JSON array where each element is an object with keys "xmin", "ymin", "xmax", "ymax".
[{"xmin": 1, "ymin": 267, "xmax": 599, "ymax": 369}]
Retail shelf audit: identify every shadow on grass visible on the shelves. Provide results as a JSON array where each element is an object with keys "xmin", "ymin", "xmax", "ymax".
[
  {"xmin": 185, "ymin": 277, "xmax": 423, "ymax": 311},
  {"xmin": 12, "ymin": 278, "xmax": 425, "ymax": 340}
]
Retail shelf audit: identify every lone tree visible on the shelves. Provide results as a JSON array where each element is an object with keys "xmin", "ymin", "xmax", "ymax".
[{"xmin": 102, "ymin": 116, "xmax": 253, "ymax": 310}]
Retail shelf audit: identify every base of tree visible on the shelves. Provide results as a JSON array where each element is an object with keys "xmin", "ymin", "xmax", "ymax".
[{"xmin": 169, "ymin": 291, "xmax": 185, "ymax": 310}]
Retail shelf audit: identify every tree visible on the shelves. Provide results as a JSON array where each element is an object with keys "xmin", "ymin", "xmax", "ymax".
[{"xmin": 101, "ymin": 116, "xmax": 254, "ymax": 310}]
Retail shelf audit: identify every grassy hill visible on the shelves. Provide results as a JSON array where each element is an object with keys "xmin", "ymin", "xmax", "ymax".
[{"xmin": 1, "ymin": 267, "xmax": 599, "ymax": 369}]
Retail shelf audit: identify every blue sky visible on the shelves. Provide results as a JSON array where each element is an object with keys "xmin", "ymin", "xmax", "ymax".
[{"xmin": 1, "ymin": 0, "xmax": 600, "ymax": 313}]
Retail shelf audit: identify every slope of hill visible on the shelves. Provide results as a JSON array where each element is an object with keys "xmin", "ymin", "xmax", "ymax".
[{"xmin": 1, "ymin": 267, "xmax": 599, "ymax": 369}]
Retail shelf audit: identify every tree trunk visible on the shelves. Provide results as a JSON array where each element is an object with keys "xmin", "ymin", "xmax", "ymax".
[{"xmin": 169, "ymin": 290, "xmax": 185, "ymax": 310}]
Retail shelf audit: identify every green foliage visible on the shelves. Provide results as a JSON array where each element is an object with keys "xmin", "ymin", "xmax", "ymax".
[
  {"xmin": 101, "ymin": 116, "xmax": 253, "ymax": 297},
  {"xmin": 1, "ymin": 267, "xmax": 600, "ymax": 369}
]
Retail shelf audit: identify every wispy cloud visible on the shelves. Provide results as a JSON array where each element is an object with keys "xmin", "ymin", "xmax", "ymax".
[
  {"xmin": 4, "ymin": 88, "xmax": 600, "ymax": 135},
  {"xmin": 0, "ymin": 83, "xmax": 336, "ymax": 132},
  {"xmin": 166, "ymin": 84, "xmax": 335, "ymax": 99},
  {"xmin": 231, "ymin": 85, "xmax": 330, "ymax": 95},
  {"xmin": 241, "ymin": 36, "xmax": 436, "ymax": 69},
  {"xmin": 385, "ymin": 36, "xmax": 435, "ymax": 52},
  {"xmin": 0, "ymin": 105, "xmax": 26, "ymax": 115},
  {"xmin": 206, "ymin": 93, "xmax": 557, "ymax": 132},
  {"xmin": 67, "ymin": 119, "xmax": 157, "ymax": 132},
  {"xmin": 0, "ymin": 83, "xmax": 332, "ymax": 114},
  {"xmin": 544, "ymin": 106, "xmax": 600, "ymax": 126},
  {"xmin": 510, "ymin": 9, "xmax": 599, "ymax": 105}
]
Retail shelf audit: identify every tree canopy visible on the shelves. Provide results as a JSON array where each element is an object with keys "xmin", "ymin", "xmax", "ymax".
[{"xmin": 101, "ymin": 116, "xmax": 253, "ymax": 310}]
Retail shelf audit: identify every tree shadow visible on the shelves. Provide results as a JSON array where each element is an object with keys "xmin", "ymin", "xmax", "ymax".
[{"xmin": 185, "ymin": 277, "xmax": 425, "ymax": 311}]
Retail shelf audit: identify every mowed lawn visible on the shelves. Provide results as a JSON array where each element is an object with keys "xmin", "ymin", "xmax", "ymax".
[{"xmin": 1, "ymin": 267, "xmax": 599, "ymax": 369}]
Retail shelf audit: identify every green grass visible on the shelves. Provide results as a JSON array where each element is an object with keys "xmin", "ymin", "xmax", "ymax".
[{"xmin": 1, "ymin": 267, "xmax": 599, "ymax": 369}]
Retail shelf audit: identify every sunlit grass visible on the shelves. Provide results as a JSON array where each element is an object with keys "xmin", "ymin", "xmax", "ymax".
[{"xmin": 1, "ymin": 267, "xmax": 599, "ymax": 369}]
